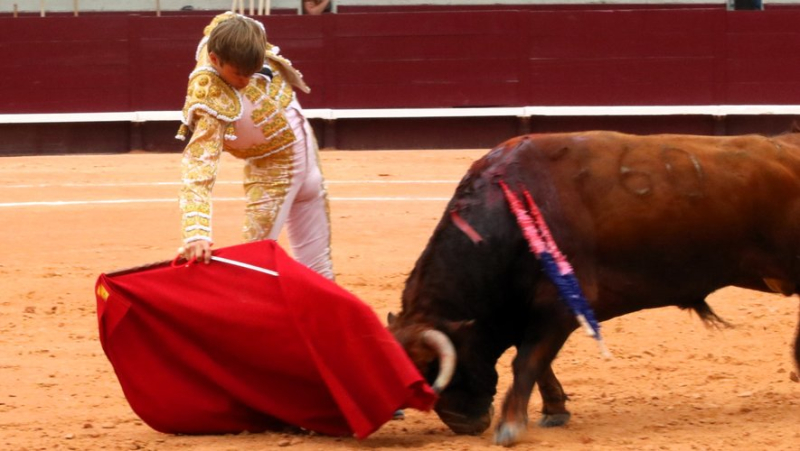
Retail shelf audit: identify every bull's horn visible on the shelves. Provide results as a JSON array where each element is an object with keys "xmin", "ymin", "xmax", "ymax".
[{"xmin": 421, "ymin": 329, "xmax": 456, "ymax": 394}]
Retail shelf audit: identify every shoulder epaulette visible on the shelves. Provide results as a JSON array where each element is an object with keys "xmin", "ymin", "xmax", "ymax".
[{"xmin": 176, "ymin": 69, "xmax": 242, "ymax": 141}]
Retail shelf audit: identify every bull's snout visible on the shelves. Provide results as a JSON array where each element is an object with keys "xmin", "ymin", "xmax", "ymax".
[{"xmin": 436, "ymin": 404, "xmax": 494, "ymax": 435}]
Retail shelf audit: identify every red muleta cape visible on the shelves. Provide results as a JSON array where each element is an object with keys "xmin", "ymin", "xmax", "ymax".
[{"xmin": 95, "ymin": 240, "xmax": 436, "ymax": 439}]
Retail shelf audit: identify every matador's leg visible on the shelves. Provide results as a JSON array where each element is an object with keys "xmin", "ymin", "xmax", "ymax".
[{"xmin": 285, "ymin": 114, "xmax": 334, "ymax": 280}]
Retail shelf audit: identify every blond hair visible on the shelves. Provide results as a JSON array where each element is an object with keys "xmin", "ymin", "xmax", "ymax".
[{"xmin": 207, "ymin": 15, "xmax": 266, "ymax": 75}]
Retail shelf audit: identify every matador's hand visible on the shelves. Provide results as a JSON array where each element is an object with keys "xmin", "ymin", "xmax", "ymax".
[{"xmin": 178, "ymin": 240, "xmax": 213, "ymax": 264}]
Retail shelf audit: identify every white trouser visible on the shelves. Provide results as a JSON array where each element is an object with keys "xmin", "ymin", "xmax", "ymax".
[{"xmin": 242, "ymin": 106, "xmax": 334, "ymax": 280}]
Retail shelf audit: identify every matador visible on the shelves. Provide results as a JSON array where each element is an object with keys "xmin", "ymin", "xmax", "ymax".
[{"xmin": 176, "ymin": 12, "xmax": 333, "ymax": 280}]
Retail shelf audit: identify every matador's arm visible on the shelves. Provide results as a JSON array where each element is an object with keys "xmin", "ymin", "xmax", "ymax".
[{"xmin": 179, "ymin": 110, "xmax": 226, "ymax": 244}]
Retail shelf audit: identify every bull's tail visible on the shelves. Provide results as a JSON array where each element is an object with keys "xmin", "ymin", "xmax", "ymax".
[{"xmin": 680, "ymin": 300, "xmax": 733, "ymax": 330}]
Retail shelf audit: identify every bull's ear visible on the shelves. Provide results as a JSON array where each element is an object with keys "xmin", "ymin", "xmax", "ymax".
[{"xmin": 387, "ymin": 312, "xmax": 397, "ymax": 325}]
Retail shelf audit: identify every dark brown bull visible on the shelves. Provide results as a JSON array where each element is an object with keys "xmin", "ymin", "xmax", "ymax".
[{"xmin": 388, "ymin": 130, "xmax": 800, "ymax": 446}]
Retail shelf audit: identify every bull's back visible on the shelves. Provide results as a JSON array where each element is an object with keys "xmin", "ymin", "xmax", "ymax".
[{"xmin": 487, "ymin": 131, "xmax": 800, "ymax": 259}]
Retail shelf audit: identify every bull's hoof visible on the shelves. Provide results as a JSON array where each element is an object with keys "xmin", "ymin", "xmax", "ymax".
[
  {"xmin": 493, "ymin": 422, "xmax": 526, "ymax": 447},
  {"xmin": 538, "ymin": 412, "xmax": 571, "ymax": 428}
]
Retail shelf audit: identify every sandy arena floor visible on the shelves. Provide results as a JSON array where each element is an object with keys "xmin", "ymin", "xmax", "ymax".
[{"xmin": 0, "ymin": 150, "xmax": 798, "ymax": 450}]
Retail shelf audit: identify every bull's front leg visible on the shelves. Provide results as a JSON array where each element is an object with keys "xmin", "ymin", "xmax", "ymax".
[
  {"xmin": 536, "ymin": 364, "xmax": 571, "ymax": 427},
  {"xmin": 494, "ymin": 331, "xmax": 570, "ymax": 447},
  {"xmin": 794, "ymin": 309, "xmax": 800, "ymax": 371}
]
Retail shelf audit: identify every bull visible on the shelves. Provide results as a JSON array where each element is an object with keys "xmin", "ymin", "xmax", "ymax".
[{"xmin": 388, "ymin": 130, "xmax": 800, "ymax": 446}]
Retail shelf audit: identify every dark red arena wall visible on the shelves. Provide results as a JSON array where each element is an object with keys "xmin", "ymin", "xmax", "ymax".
[
  {"xmin": 3, "ymin": 8, "xmax": 800, "ymax": 113},
  {"xmin": 2, "ymin": 8, "xmax": 800, "ymax": 153}
]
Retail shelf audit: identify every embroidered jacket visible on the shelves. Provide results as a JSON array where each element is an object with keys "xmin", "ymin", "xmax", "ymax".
[{"xmin": 177, "ymin": 12, "xmax": 310, "ymax": 244}]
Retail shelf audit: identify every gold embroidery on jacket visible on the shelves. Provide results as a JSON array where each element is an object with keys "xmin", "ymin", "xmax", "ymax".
[
  {"xmin": 243, "ymin": 77, "xmax": 268, "ymax": 103},
  {"xmin": 266, "ymin": 60, "xmax": 295, "ymax": 109},
  {"xmin": 242, "ymin": 148, "xmax": 294, "ymax": 242},
  {"xmin": 178, "ymin": 70, "xmax": 241, "ymax": 142},
  {"xmin": 179, "ymin": 111, "xmax": 224, "ymax": 243}
]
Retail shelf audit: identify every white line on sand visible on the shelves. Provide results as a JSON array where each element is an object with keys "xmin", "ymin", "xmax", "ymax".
[{"xmin": 0, "ymin": 197, "xmax": 451, "ymax": 208}]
